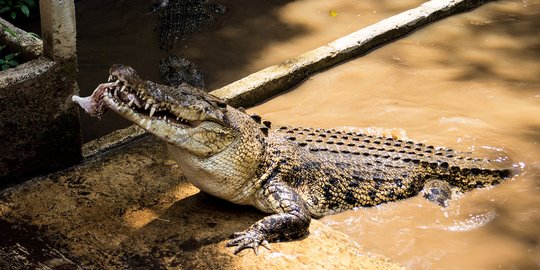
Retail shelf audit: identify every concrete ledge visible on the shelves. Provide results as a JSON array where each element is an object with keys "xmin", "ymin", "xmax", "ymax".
[
  {"xmin": 82, "ymin": 125, "xmax": 147, "ymax": 158},
  {"xmin": 210, "ymin": 0, "xmax": 492, "ymax": 107}
]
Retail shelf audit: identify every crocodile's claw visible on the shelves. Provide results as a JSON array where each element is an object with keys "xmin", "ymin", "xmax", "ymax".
[{"xmin": 226, "ymin": 229, "xmax": 271, "ymax": 255}]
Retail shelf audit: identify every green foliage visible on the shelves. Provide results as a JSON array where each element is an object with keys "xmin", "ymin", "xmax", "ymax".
[
  {"xmin": 0, "ymin": 21, "xmax": 16, "ymax": 36},
  {"xmin": 27, "ymin": 30, "xmax": 39, "ymax": 40},
  {"xmin": 1, "ymin": 21, "xmax": 41, "ymax": 40},
  {"xmin": 0, "ymin": 44, "xmax": 19, "ymax": 70},
  {"xmin": 0, "ymin": 0, "xmax": 37, "ymax": 20},
  {"xmin": 0, "ymin": 0, "xmax": 40, "ymax": 70}
]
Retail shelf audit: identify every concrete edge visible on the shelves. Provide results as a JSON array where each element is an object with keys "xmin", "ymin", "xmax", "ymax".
[
  {"xmin": 0, "ymin": 57, "xmax": 55, "ymax": 88},
  {"xmin": 82, "ymin": 125, "xmax": 148, "ymax": 158},
  {"xmin": 209, "ymin": 0, "xmax": 492, "ymax": 107}
]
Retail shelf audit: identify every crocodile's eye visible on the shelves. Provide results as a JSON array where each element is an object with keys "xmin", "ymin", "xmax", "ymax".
[
  {"xmin": 188, "ymin": 105, "xmax": 203, "ymax": 113},
  {"xmin": 204, "ymin": 107, "xmax": 213, "ymax": 114}
]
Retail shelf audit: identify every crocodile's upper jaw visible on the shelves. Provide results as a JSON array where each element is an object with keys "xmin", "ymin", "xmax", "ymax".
[{"xmin": 73, "ymin": 65, "xmax": 236, "ymax": 157}]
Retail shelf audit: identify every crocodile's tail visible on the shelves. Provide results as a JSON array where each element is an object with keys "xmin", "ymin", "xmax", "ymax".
[
  {"xmin": 434, "ymin": 155, "xmax": 519, "ymax": 191},
  {"xmin": 446, "ymin": 166, "xmax": 514, "ymax": 191}
]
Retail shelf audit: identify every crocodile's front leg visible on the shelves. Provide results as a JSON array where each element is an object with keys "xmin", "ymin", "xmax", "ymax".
[{"xmin": 227, "ymin": 181, "xmax": 311, "ymax": 254}]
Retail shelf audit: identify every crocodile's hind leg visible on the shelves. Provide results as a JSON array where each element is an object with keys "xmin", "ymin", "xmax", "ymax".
[
  {"xmin": 421, "ymin": 179, "xmax": 453, "ymax": 207},
  {"xmin": 226, "ymin": 181, "xmax": 311, "ymax": 254}
]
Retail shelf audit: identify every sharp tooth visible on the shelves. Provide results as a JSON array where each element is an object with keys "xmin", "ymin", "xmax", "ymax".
[
  {"xmin": 145, "ymin": 103, "xmax": 150, "ymax": 110},
  {"xmin": 108, "ymin": 75, "xmax": 114, "ymax": 82},
  {"xmin": 163, "ymin": 115, "xmax": 167, "ymax": 121},
  {"xmin": 149, "ymin": 107, "xmax": 156, "ymax": 117},
  {"xmin": 115, "ymin": 80, "xmax": 121, "ymax": 84},
  {"xmin": 176, "ymin": 117, "xmax": 180, "ymax": 121},
  {"xmin": 128, "ymin": 99, "xmax": 135, "ymax": 107},
  {"xmin": 121, "ymin": 85, "xmax": 127, "ymax": 92}
]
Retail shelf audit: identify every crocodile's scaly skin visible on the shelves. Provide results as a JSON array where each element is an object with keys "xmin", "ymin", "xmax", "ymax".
[
  {"xmin": 155, "ymin": 0, "xmax": 226, "ymax": 48},
  {"xmin": 159, "ymin": 55, "xmax": 205, "ymax": 88},
  {"xmin": 72, "ymin": 65, "xmax": 515, "ymax": 255}
]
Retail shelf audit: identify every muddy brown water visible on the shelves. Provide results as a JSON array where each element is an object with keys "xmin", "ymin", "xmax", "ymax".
[
  {"xmin": 251, "ymin": 1, "xmax": 540, "ymax": 269},
  {"xmin": 73, "ymin": 0, "xmax": 540, "ymax": 269}
]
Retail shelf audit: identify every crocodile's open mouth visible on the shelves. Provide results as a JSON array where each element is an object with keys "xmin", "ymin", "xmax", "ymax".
[
  {"xmin": 73, "ymin": 64, "xmax": 234, "ymax": 156},
  {"xmin": 100, "ymin": 75, "xmax": 200, "ymax": 129}
]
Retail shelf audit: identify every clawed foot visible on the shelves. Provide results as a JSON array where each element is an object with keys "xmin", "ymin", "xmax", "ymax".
[{"xmin": 226, "ymin": 229, "xmax": 271, "ymax": 255}]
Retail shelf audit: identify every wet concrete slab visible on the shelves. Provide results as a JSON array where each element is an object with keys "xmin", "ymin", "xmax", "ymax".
[{"xmin": 0, "ymin": 129, "xmax": 403, "ymax": 269}]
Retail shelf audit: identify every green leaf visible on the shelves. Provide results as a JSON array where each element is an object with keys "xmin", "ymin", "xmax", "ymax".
[
  {"xmin": 0, "ymin": 59, "xmax": 6, "ymax": 65},
  {"xmin": 21, "ymin": 0, "xmax": 36, "ymax": 7},
  {"xmin": 5, "ymin": 53, "xmax": 14, "ymax": 61},
  {"xmin": 10, "ymin": 10, "xmax": 16, "ymax": 19},
  {"xmin": 28, "ymin": 32, "xmax": 40, "ymax": 40},
  {"xmin": 0, "ymin": 7, "xmax": 10, "ymax": 14},
  {"xmin": 2, "ymin": 64, "xmax": 9, "ymax": 71},
  {"xmin": 1, "ymin": 23, "xmax": 17, "ymax": 37},
  {"xmin": 20, "ymin": 5, "xmax": 29, "ymax": 17},
  {"xmin": 9, "ymin": 60, "xmax": 18, "ymax": 66}
]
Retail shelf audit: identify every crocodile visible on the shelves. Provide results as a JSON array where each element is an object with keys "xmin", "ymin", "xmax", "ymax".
[
  {"xmin": 154, "ymin": 0, "xmax": 227, "ymax": 48},
  {"xmin": 72, "ymin": 65, "xmax": 516, "ymax": 254},
  {"xmin": 159, "ymin": 55, "xmax": 205, "ymax": 89}
]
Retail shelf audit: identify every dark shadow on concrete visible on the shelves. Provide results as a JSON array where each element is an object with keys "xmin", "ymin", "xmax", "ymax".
[
  {"xmin": 0, "ymin": 220, "xmax": 81, "ymax": 269},
  {"xmin": 118, "ymin": 192, "xmax": 264, "ymax": 269}
]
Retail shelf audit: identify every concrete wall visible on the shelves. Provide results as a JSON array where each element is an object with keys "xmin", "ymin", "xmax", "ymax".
[{"xmin": 0, "ymin": 0, "xmax": 81, "ymax": 188}]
